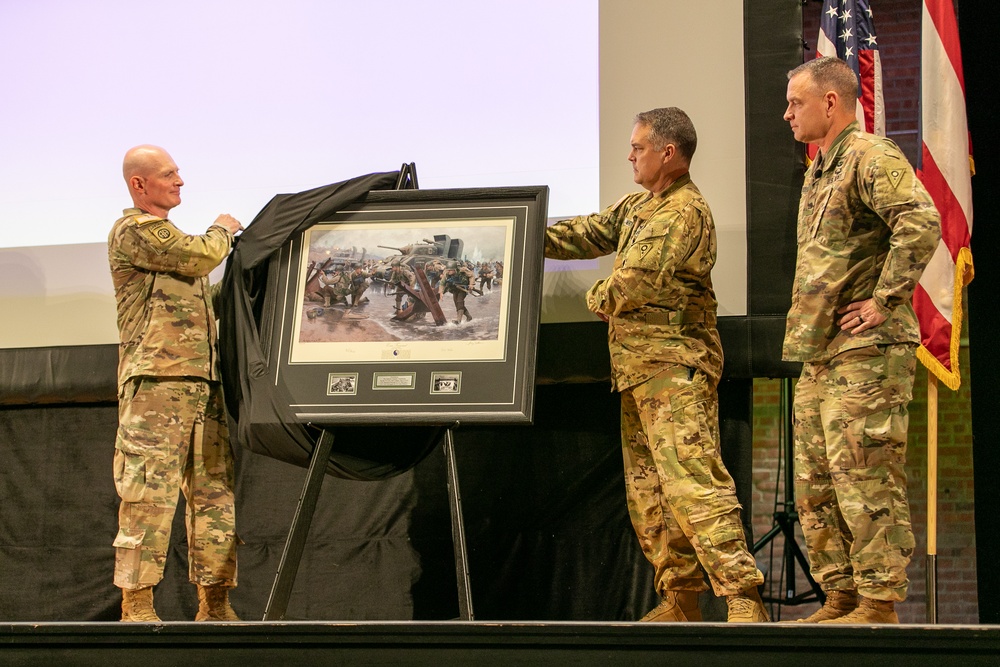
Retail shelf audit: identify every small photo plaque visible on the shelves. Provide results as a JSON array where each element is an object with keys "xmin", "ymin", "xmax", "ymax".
[
  {"xmin": 327, "ymin": 373, "xmax": 358, "ymax": 395},
  {"xmin": 372, "ymin": 372, "xmax": 416, "ymax": 391},
  {"xmin": 430, "ymin": 372, "xmax": 462, "ymax": 395}
]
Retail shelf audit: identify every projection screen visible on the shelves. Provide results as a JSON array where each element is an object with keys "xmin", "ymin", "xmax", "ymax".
[{"xmin": 0, "ymin": 0, "xmax": 746, "ymax": 349}]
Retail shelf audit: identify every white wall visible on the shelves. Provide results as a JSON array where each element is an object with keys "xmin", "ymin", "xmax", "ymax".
[{"xmin": 545, "ymin": 0, "xmax": 747, "ymax": 324}]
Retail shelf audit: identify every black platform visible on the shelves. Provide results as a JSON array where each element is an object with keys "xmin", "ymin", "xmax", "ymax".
[{"xmin": 3, "ymin": 622, "xmax": 999, "ymax": 666}]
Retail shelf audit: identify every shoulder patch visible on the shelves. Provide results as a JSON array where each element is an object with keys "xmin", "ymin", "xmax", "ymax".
[
  {"xmin": 141, "ymin": 221, "xmax": 178, "ymax": 246},
  {"xmin": 885, "ymin": 166, "xmax": 905, "ymax": 190}
]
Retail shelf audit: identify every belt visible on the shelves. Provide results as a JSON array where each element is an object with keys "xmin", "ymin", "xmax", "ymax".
[{"xmin": 620, "ymin": 310, "xmax": 712, "ymax": 325}]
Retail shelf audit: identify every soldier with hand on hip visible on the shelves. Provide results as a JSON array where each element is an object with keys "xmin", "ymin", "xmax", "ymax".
[{"xmin": 781, "ymin": 57, "xmax": 940, "ymax": 624}]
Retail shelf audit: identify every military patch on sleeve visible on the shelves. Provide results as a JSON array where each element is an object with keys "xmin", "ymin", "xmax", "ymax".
[
  {"xmin": 140, "ymin": 221, "xmax": 177, "ymax": 246},
  {"xmin": 133, "ymin": 214, "xmax": 161, "ymax": 226},
  {"xmin": 623, "ymin": 235, "xmax": 663, "ymax": 270},
  {"xmin": 886, "ymin": 166, "xmax": 905, "ymax": 190}
]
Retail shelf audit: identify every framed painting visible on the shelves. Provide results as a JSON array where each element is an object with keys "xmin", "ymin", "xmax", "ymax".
[{"xmin": 259, "ymin": 186, "xmax": 548, "ymax": 424}]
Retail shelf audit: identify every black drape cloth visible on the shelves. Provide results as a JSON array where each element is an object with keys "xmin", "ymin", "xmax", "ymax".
[{"xmin": 217, "ymin": 171, "xmax": 444, "ymax": 481}]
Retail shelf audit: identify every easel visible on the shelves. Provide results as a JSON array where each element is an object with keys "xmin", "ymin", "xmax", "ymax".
[
  {"xmin": 752, "ymin": 377, "xmax": 825, "ymax": 608},
  {"xmin": 262, "ymin": 425, "xmax": 474, "ymax": 621},
  {"xmin": 262, "ymin": 162, "xmax": 475, "ymax": 621}
]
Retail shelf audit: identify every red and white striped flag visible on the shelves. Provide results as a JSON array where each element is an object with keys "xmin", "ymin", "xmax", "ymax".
[{"xmin": 914, "ymin": 0, "xmax": 974, "ymax": 390}]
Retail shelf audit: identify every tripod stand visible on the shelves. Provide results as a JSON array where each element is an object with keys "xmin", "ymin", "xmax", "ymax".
[{"xmin": 752, "ymin": 377, "xmax": 824, "ymax": 607}]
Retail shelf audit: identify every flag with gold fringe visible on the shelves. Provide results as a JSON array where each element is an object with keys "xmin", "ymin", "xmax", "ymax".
[{"xmin": 914, "ymin": 0, "xmax": 974, "ymax": 390}]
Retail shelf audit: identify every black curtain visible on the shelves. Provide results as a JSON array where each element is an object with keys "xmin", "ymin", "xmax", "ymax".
[
  {"xmin": 0, "ymin": 380, "xmax": 753, "ymax": 622},
  {"xmin": 962, "ymin": 0, "xmax": 1000, "ymax": 625}
]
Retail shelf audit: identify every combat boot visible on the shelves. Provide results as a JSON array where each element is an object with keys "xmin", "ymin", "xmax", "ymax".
[
  {"xmin": 818, "ymin": 596, "xmax": 898, "ymax": 624},
  {"xmin": 793, "ymin": 589, "xmax": 858, "ymax": 623},
  {"xmin": 195, "ymin": 584, "xmax": 240, "ymax": 622},
  {"xmin": 121, "ymin": 586, "xmax": 161, "ymax": 622},
  {"xmin": 639, "ymin": 590, "xmax": 702, "ymax": 622},
  {"xmin": 726, "ymin": 587, "xmax": 771, "ymax": 623}
]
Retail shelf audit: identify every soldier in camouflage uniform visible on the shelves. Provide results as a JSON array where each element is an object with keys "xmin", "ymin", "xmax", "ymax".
[
  {"xmin": 108, "ymin": 145, "xmax": 243, "ymax": 623},
  {"xmin": 545, "ymin": 108, "xmax": 768, "ymax": 623},
  {"xmin": 782, "ymin": 58, "xmax": 941, "ymax": 623}
]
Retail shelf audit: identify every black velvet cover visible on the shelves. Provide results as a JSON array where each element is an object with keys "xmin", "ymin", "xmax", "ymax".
[{"xmin": 215, "ymin": 171, "xmax": 444, "ymax": 481}]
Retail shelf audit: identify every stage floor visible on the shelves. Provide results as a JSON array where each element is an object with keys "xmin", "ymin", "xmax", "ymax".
[{"xmin": 3, "ymin": 621, "xmax": 999, "ymax": 666}]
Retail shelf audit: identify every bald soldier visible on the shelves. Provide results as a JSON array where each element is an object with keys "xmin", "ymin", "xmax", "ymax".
[
  {"xmin": 545, "ymin": 108, "xmax": 769, "ymax": 623},
  {"xmin": 782, "ymin": 57, "xmax": 940, "ymax": 623},
  {"xmin": 108, "ymin": 145, "xmax": 243, "ymax": 622}
]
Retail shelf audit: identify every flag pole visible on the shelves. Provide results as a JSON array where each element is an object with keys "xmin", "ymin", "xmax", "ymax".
[{"xmin": 926, "ymin": 372, "xmax": 939, "ymax": 624}]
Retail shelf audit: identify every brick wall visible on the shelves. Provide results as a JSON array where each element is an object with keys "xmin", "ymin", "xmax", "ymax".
[{"xmin": 756, "ymin": 0, "xmax": 977, "ymax": 624}]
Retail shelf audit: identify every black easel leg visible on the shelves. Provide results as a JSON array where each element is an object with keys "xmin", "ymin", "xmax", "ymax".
[
  {"xmin": 263, "ymin": 428, "xmax": 335, "ymax": 621},
  {"xmin": 444, "ymin": 428, "xmax": 474, "ymax": 620}
]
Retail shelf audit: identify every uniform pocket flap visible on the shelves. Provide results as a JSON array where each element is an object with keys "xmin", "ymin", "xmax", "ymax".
[
  {"xmin": 684, "ymin": 496, "xmax": 740, "ymax": 525},
  {"xmin": 706, "ymin": 524, "xmax": 745, "ymax": 547},
  {"xmin": 112, "ymin": 527, "xmax": 146, "ymax": 550},
  {"xmin": 669, "ymin": 383, "xmax": 707, "ymax": 413}
]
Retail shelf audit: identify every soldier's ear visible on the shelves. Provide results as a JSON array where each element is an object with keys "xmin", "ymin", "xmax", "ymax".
[
  {"xmin": 825, "ymin": 91, "xmax": 839, "ymax": 116},
  {"xmin": 129, "ymin": 176, "xmax": 145, "ymax": 193}
]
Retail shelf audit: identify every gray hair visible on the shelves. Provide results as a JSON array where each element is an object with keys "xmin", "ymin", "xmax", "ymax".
[
  {"xmin": 788, "ymin": 56, "xmax": 858, "ymax": 106},
  {"xmin": 634, "ymin": 107, "xmax": 697, "ymax": 160}
]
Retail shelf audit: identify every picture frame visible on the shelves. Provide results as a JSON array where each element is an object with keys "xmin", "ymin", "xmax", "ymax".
[{"xmin": 259, "ymin": 186, "xmax": 548, "ymax": 425}]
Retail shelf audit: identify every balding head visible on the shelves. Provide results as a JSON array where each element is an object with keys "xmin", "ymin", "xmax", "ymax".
[
  {"xmin": 122, "ymin": 145, "xmax": 183, "ymax": 217},
  {"xmin": 123, "ymin": 145, "xmax": 171, "ymax": 183}
]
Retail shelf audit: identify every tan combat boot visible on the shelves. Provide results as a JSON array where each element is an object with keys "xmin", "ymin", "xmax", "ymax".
[
  {"xmin": 793, "ymin": 590, "xmax": 859, "ymax": 623},
  {"xmin": 121, "ymin": 587, "xmax": 161, "ymax": 622},
  {"xmin": 818, "ymin": 596, "xmax": 898, "ymax": 624},
  {"xmin": 726, "ymin": 587, "xmax": 771, "ymax": 623},
  {"xmin": 639, "ymin": 590, "xmax": 703, "ymax": 622},
  {"xmin": 195, "ymin": 584, "xmax": 240, "ymax": 622}
]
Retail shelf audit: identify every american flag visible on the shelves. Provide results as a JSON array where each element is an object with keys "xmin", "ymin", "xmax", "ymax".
[
  {"xmin": 815, "ymin": 0, "xmax": 884, "ymax": 136},
  {"xmin": 914, "ymin": 0, "xmax": 974, "ymax": 390}
]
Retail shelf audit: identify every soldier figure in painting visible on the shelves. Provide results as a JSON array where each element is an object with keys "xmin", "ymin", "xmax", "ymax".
[
  {"xmin": 439, "ymin": 261, "xmax": 474, "ymax": 325},
  {"xmin": 387, "ymin": 261, "xmax": 416, "ymax": 315}
]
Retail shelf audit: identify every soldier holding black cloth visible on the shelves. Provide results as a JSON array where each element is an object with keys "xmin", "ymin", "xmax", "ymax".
[{"xmin": 108, "ymin": 145, "xmax": 243, "ymax": 622}]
